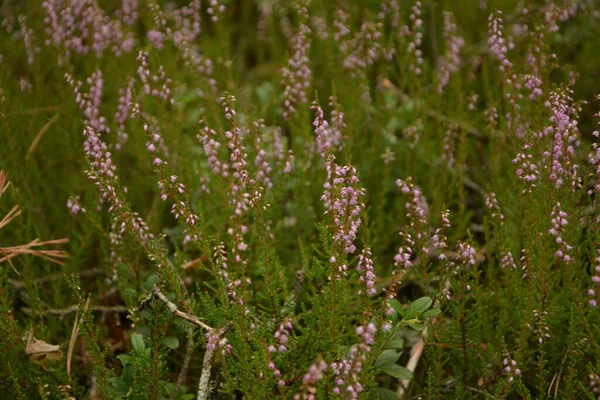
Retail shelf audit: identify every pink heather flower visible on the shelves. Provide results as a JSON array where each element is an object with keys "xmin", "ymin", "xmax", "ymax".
[
  {"xmin": 321, "ymin": 157, "xmax": 366, "ymax": 255},
  {"xmin": 117, "ymin": 0, "xmax": 139, "ymax": 26},
  {"xmin": 396, "ymin": 177, "xmax": 429, "ymax": 233},
  {"xmin": 356, "ymin": 247, "xmax": 377, "ymax": 296},
  {"xmin": 311, "ymin": 100, "xmax": 345, "ymax": 158},
  {"xmin": 500, "ymin": 250, "xmax": 517, "ymax": 269},
  {"xmin": 512, "ymin": 142, "xmax": 539, "ymax": 193},
  {"xmin": 406, "ymin": 2, "xmax": 424, "ymax": 77},
  {"xmin": 589, "ymin": 253, "xmax": 600, "ymax": 307},
  {"xmin": 543, "ymin": 89, "xmax": 581, "ymax": 190},
  {"xmin": 437, "ymin": 11, "xmax": 465, "ymax": 93},
  {"xmin": 502, "ymin": 356, "xmax": 521, "ymax": 382},
  {"xmin": 330, "ymin": 323, "xmax": 376, "ymax": 399},
  {"xmin": 294, "ymin": 360, "xmax": 327, "ymax": 400},
  {"xmin": 137, "ymin": 50, "xmax": 177, "ymax": 105},
  {"xmin": 67, "ymin": 196, "xmax": 86, "ymax": 215},
  {"xmin": 114, "ymin": 78, "xmax": 135, "ymax": 150},
  {"xmin": 485, "ymin": 192, "xmax": 504, "ymax": 223},
  {"xmin": 271, "ymin": 318, "xmax": 293, "ymax": 353},
  {"xmin": 488, "ymin": 10, "xmax": 513, "ymax": 72},
  {"xmin": 427, "ymin": 209, "xmax": 451, "ymax": 259},
  {"xmin": 198, "ymin": 119, "xmax": 229, "ymax": 178},
  {"xmin": 549, "ymin": 202, "xmax": 573, "ymax": 263},
  {"xmin": 457, "ymin": 241, "xmax": 477, "ymax": 266},
  {"xmin": 19, "ymin": 78, "xmax": 32, "ymax": 94},
  {"xmin": 147, "ymin": 30, "xmax": 165, "ymax": 50},
  {"xmin": 281, "ymin": 7, "xmax": 311, "ymax": 119},
  {"xmin": 18, "ymin": 16, "xmax": 40, "ymax": 65},
  {"xmin": 206, "ymin": 328, "xmax": 232, "ymax": 356}
]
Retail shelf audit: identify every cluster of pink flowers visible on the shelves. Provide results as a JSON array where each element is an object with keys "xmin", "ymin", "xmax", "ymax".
[
  {"xmin": 356, "ymin": 247, "xmax": 376, "ymax": 296},
  {"xmin": 42, "ymin": 0, "xmax": 135, "ymax": 61},
  {"xmin": 198, "ymin": 119, "xmax": 229, "ymax": 178},
  {"xmin": 457, "ymin": 241, "xmax": 477, "ymax": 267},
  {"xmin": 485, "ymin": 192, "xmax": 504, "ymax": 223},
  {"xmin": 66, "ymin": 70, "xmax": 109, "ymax": 133},
  {"xmin": 549, "ymin": 202, "xmax": 572, "ymax": 262},
  {"xmin": 213, "ymin": 243, "xmax": 250, "ymax": 308},
  {"xmin": 543, "ymin": 90, "xmax": 581, "ymax": 190},
  {"xmin": 513, "ymin": 142, "xmax": 539, "ymax": 193},
  {"xmin": 321, "ymin": 158, "xmax": 366, "ymax": 255},
  {"xmin": 405, "ymin": 1, "xmax": 424, "ymax": 77},
  {"xmin": 137, "ymin": 51, "xmax": 177, "ymax": 105},
  {"xmin": 488, "ymin": 11, "xmax": 512, "ymax": 71},
  {"xmin": 269, "ymin": 318, "xmax": 293, "ymax": 353},
  {"xmin": 294, "ymin": 360, "xmax": 327, "ymax": 400},
  {"xmin": 67, "ymin": 196, "xmax": 86, "ymax": 215},
  {"xmin": 437, "ymin": 11, "xmax": 465, "ymax": 93},
  {"xmin": 528, "ymin": 309, "xmax": 551, "ymax": 344},
  {"xmin": 502, "ymin": 356, "xmax": 521, "ymax": 382},
  {"xmin": 116, "ymin": 0, "xmax": 139, "ymax": 27},
  {"xmin": 206, "ymin": 327, "xmax": 232, "ymax": 356},
  {"xmin": 500, "ymin": 250, "xmax": 517, "ymax": 269},
  {"xmin": 311, "ymin": 100, "xmax": 344, "ymax": 158},
  {"xmin": 428, "ymin": 209, "xmax": 451, "ymax": 259},
  {"xmin": 396, "ymin": 178, "xmax": 429, "ymax": 232},
  {"xmin": 114, "ymin": 79, "xmax": 134, "ymax": 149},
  {"xmin": 281, "ymin": 6, "xmax": 311, "ymax": 119},
  {"xmin": 394, "ymin": 232, "xmax": 414, "ymax": 269},
  {"xmin": 588, "ymin": 121, "xmax": 600, "ymax": 196},
  {"xmin": 18, "ymin": 16, "xmax": 39, "ymax": 65},
  {"xmin": 330, "ymin": 323, "xmax": 376, "ymax": 398}
]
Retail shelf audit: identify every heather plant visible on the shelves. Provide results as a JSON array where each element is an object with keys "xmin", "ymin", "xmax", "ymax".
[{"xmin": 2, "ymin": 1, "xmax": 600, "ymax": 399}]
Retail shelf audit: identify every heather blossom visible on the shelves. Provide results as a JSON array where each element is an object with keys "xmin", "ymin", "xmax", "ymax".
[
  {"xmin": 437, "ymin": 11, "xmax": 465, "ymax": 93},
  {"xmin": 294, "ymin": 360, "xmax": 327, "ymax": 400},
  {"xmin": 549, "ymin": 202, "xmax": 572, "ymax": 262},
  {"xmin": 356, "ymin": 247, "xmax": 376, "ymax": 296},
  {"xmin": 281, "ymin": 6, "xmax": 312, "ymax": 119},
  {"xmin": 321, "ymin": 157, "xmax": 366, "ymax": 255},
  {"xmin": 503, "ymin": 356, "xmax": 522, "ymax": 382},
  {"xmin": 588, "ymin": 251, "xmax": 600, "ymax": 307},
  {"xmin": 330, "ymin": 323, "xmax": 376, "ymax": 398}
]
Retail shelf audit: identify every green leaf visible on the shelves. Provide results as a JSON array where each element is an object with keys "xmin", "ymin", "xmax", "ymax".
[
  {"xmin": 375, "ymin": 349, "xmax": 401, "ymax": 368},
  {"xmin": 375, "ymin": 387, "xmax": 398, "ymax": 400},
  {"xmin": 388, "ymin": 298, "xmax": 404, "ymax": 316},
  {"xmin": 404, "ymin": 297, "xmax": 433, "ymax": 319},
  {"xmin": 385, "ymin": 339, "xmax": 405, "ymax": 350},
  {"xmin": 380, "ymin": 364, "xmax": 413, "ymax": 380},
  {"xmin": 117, "ymin": 354, "xmax": 132, "ymax": 366},
  {"xmin": 131, "ymin": 334, "xmax": 145, "ymax": 354},
  {"xmin": 161, "ymin": 336, "xmax": 180, "ymax": 350},
  {"xmin": 406, "ymin": 321, "xmax": 424, "ymax": 331},
  {"xmin": 421, "ymin": 308, "xmax": 441, "ymax": 318}
]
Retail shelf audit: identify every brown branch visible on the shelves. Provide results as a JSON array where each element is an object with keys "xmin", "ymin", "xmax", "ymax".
[
  {"xmin": 152, "ymin": 287, "xmax": 213, "ymax": 331},
  {"xmin": 197, "ymin": 322, "xmax": 233, "ymax": 400},
  {"xmin": 22, "ymin": 304, "xmax": 129, "ymax": 317}
]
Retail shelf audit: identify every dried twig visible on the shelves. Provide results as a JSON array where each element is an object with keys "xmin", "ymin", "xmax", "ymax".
[
  {"xmin": 197, "ymin": 322, "xmax": 233, "ymax": 400},
  {"xmin": 152, "ymin": 287, "xmax": 213, "ymax": 331},
  {"xmin": 22, "ymin": 304, "xmax": 129, "ymax": 317}
]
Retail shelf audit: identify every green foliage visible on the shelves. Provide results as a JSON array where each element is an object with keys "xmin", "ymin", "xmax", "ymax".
[{"xmin": 1, "ymin": 0, "xmax": 600, "ymax": 399}]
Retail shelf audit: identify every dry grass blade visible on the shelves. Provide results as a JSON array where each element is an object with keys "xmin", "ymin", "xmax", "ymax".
[
  {"xmin": 0, "ymin": 205, "xmax": 22, "ymax": 230},
  {"xmin": 26, "ymin": 113, "xmax": 59, "ymax": 161},
  {"xmin": 0, "ymin": 238, "xmax": 70, "ymax": 265},
  {"xmin": 67, "ymin": 297, "xmax": 90, "ymax": 378}
]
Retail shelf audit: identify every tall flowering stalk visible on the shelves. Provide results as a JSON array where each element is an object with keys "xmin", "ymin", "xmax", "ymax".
[
  {"xmin": 321, "ymin": 157, "xmax": 366, "ymax": 257},
  {"xmin": 330, "ymin": 323, "xmax": 376, "ymax": 398},
  {"xmin": 437, "ymin": 11, "xmax": 464, "ymax": 93},
  {"xmin": 281, "ymin": 5, "xmax": 312, "ymax": 119}
]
